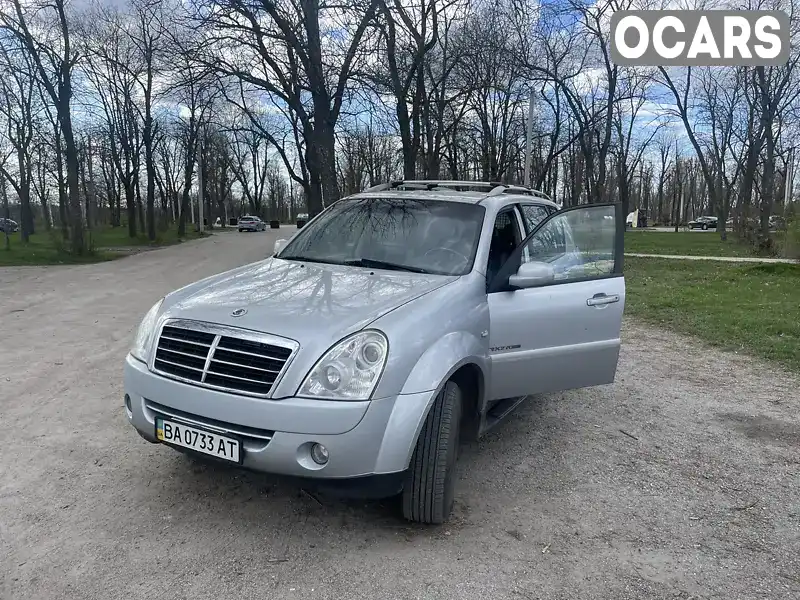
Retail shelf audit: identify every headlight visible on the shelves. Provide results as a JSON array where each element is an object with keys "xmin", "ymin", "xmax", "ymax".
[
  {"xmin": 298, "ymin": 331, "xmax": 388, "ymax": 401},
  {"xmin": 130, "ymin": 298, "xmax": 164, "ymax": 363}
]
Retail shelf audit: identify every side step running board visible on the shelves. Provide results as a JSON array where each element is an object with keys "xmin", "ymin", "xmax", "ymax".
[{"xmin": 481, "ymin": 396, "xmax": 528, "ymax": 435}]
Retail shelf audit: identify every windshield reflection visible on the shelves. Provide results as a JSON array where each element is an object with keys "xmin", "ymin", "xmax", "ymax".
[{"xmin": 278, "ymin": 197, "xmax": 485, "ymax": 276}]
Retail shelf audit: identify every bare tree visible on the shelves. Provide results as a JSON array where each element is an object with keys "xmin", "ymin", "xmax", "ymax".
[
  {"xmin": 368, "ymin": 0, "xmax": 452, "ymax": 178},
  {"xmin": 2, "ymin": 0, "xmax": 84, "ymax": 252},
  {"xmin": 0, "ymin": 39, "xmax": 38, "ymax": 241},
  {"xmin": 194, "ymin": 0, "xmax": 379, "ymax": 215},
  {"xmin": 228, "ymin": 111, "xmax": 272, "ymax": 217},
  {"xmin": 129, "ymin": 0, "xmax": 168, "ymax": 240},
  {"xmin": 83, "ymin": 6, "xmax": 144, "ymax": 238}
]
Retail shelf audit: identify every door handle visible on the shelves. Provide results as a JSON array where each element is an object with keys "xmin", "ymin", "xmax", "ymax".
[{"xmin": 587, "ymin": 293, "xmax": 620, "ymax": 306}]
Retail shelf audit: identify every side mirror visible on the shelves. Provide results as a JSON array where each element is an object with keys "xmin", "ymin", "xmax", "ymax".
[
  {"xmin": 273, "ymin": 239, "xmax": 288, "ymax": 255},
  {"xmin": 508, "ymin": 261, "xmax": 555, "ymax": 289}
]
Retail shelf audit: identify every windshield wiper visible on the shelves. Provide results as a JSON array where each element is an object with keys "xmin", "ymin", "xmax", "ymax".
[
  {"xmin": 343, "ymin": 258, "xmax": 433, "ymax": 274},
  {"xmin": 279, "ymin": 255, "xmax": 434, "ymax": 274},
  {"xmin": 277, "ymin": 255, "xmax": 345, "ymax": 266}
]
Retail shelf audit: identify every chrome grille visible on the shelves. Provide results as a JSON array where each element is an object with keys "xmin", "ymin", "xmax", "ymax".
[{"xmin": 152, "ymin": 321, "xmax": 296, "ymax": 397}]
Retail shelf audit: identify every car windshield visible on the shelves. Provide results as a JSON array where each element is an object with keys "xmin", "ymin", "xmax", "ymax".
[{"xmin": 278, "ymin": 197, "xmax": 485, "ymax": 275}]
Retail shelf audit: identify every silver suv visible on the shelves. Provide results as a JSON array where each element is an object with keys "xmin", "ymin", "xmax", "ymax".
[{"xmin": 124, "ymin": 181, "xmax": 625, "ymax": 523}]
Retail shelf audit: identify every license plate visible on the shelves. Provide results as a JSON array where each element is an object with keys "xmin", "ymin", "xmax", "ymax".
[{"xmin": 155, "ymin": 418, "xmax": 241, "ymax": 463}]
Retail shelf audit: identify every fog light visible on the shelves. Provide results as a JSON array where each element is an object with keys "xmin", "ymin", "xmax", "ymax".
[
  {"xmin": 310, "ymin": 443, "xmax": 329, "ymax": 465},
  {"xmin": 124, "ymin": 394, "xmax": 132, "ymax": 417}
]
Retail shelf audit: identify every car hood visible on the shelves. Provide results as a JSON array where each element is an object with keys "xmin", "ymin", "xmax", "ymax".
[{"xmin": 161, "ymin": 257, "xmax": 457, "ymax": 344}]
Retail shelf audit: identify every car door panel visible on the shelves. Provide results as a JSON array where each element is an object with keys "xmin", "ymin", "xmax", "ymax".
[
  {"xmin": 488, "ymin": 277, "xmax": 624, "ymax": 398},
  {"xmin": 486, "ymin": 203, "xmax": 624, "ymax": 401}
]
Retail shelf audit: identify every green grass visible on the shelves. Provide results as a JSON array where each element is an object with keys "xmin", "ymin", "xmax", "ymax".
[
  {"xmin": 625, "ymin": 257, "xmax": 800, "ymax": 371},
  {"xmin": 625, "ymin": 231, "xmax": 763, "ymax": 257},
  {"xmin": 0, "ymin": 233, "xmax": 115, "ymax": 266},
  {"xmin": 88, "ymin": 224, "xmax": 204, "ymax": 248},
  {"xmin": 0, "ymin": 224, "xmax": 207, "ymax": 266}
]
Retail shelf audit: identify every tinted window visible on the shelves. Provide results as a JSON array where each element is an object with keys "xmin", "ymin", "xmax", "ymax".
[
  {"xmin": 487, "ymin": 209, "xmax": 523, "ymax": 284},
  {"xmin": 278, "ymin": 197, "xmax": 485, "ymax": 276}
]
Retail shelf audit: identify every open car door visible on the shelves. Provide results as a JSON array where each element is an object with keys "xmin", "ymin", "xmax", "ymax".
[{"xmin": 486, "ymin": 203, "xmax": 625, "ymax": 400}]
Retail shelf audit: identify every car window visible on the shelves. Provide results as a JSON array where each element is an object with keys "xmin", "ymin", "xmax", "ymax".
[
  {"xmin": 519, "ymin": 204, "xmax": 551, "ymax": 234},
  {"xmin": 278, "ymin": 197, "xmax": 485, "ymax": 276},
  {"xmin": 486, "ymin": 209, "xmax": 523, "ymax": 284},
  {"xmin": 520, "ymin": 205, "xmax": 616, "ymax": 283}
]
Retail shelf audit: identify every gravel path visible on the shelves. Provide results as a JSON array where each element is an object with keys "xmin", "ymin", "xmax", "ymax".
[
  {"xmin": 625, "ymin": 252, "xmax": 797, "ymax": 263},
  {"xmin": 2, "ymin": 230, "xmax": 798, "ymax": 600}
]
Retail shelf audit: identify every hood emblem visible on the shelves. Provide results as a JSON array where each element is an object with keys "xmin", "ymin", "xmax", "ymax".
[{"xmin": 231, "ymin": 308, "xmax": 247, "ymax": 317}]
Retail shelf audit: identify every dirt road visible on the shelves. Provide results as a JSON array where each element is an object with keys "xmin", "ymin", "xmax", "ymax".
[{"xmin": 1, "ymin": 230, "xmax": 798, "ymax": 600}]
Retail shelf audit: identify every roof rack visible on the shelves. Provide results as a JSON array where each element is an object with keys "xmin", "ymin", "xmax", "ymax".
[{"xmin": 362, "ymin": 180, "xmax": 553, "ymax": 202}]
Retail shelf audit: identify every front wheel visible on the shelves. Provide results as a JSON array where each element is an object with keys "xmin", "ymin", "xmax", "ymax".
[
  {"xmin": 702, "ymin": 224, "xmax": 708, "ymax": 230},
  {"xmin": 402, "ymin": 380, "xmax": 462, "ymax": 524}
]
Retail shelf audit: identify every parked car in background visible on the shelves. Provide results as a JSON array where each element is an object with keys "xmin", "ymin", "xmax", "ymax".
[
  {"xmin": 125, "ymin": 180, "xmax": 625, "ymax": 524},
  {"xmin": 237, "ymin": 216, "xmax": 266, "ymax": 232},
  {"xmin": 725, "ymin": 215, "xmax": 785, "ymax": 231},
  {"xmin": 0, "ymin": 218, "xmax": 19, "ymax": 233},
  {"xmin": 688, "ymin": 216, "xmax": 718, "ymax": 230}
]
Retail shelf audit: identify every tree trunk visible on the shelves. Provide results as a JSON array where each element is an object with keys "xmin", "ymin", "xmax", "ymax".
[
  {"xmin": 60, "ymin": 96, "xmax": 84, "ymax": 254},
  {"xmin": 136, "ymin": 178, "xmax": 145, "ymax": 233},
  {"xmin": 14, "ymin": 143, "xmax": 34, "ymax": 242},
  {"xmin": 126, "ymin": 181, "xmax": 137, "ymax": 238},
  {"xmin": 86, "ymin": 136, "xmax": 96, "ymax": 229},
  {"xmin": 144, "ymin": 99, "xmax": 156, "ymax": 240},
  {"xmin": 313, "ymin": 120, "xmax": 339, "ymax": 213},
  {"xmin": 1, "ymin": 176, "xmax": 10, "ymax": 251},
  {"xmin": 618, "ymin": 160, "xmax": 630, "ymax": 219},
  {"xmin": 178, "ymin": 131, "xmax": 197, "ymax": 238},
  {"xmin": 397, "ymin": 101, "xmax": 416, "ymax": 179},
  {"xmin": 80, "ymin": 142, "xmax": 90, "ymax": 230}
]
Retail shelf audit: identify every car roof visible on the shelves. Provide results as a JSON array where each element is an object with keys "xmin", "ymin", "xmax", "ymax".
[
  {"xmin": 346, "ymin": 182, "xmax": 559, "ymax": 210},
  {"xmin": 347, "ymin": 190, "xmax": 559, "ymax": 211}
]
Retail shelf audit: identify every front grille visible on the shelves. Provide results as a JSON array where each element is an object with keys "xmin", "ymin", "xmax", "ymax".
[{"xmin": 152, "ymin": 321, "xmax": 295, "ymax": 397}]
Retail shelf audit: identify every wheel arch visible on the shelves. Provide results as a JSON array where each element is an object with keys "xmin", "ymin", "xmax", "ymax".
[
  {"xmin": 449, "ymin": 363, "xmax": 484, "ymax": 441},
  {"xmin": 374, "ymin": 356, "xmax": 486, "ymax": 474}
]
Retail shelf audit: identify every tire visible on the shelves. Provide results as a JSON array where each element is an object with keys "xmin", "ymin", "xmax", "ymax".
[
  {"xmin": 402, "ymin": 380, "xmax": 462, "ymax": 524},
  {"xmin": 238, "ymin": 228, "xmax": 243, "ymax": 232},
  {"xmin": 702, "ymin": 224, "xmax": 708, "ymax": 230}
]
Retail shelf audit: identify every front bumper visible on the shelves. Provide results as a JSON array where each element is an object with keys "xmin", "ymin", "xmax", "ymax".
[{"xmin": 124, "ymin": 354, "xmax": 432, "ymax": 491}]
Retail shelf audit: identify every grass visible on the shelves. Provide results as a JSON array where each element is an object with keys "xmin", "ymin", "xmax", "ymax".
[
  {"xmin": 625, "ymin": 256, "xmax": 800, "ymax": 371},
  {"xmin": 88, "ymin": 224, "xmax": 204, "ymax": 248},
  {"xmin": 0, "ymin": 233, "xmax": 115, "ymax": 266},
  {"xmin": 0, "ymin": 224, "xmax": 207, "ymax": 266},
  {"xmin": 625, "ymin": 230, "xmax": 765, "ymax": 257}
]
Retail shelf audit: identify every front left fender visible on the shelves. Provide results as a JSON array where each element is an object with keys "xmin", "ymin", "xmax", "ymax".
[{"xmin": 372, "ymin": 331, "xmax": 489, "ymax": 473}]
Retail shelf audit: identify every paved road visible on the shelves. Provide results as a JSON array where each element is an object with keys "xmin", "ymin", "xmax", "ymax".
[
  {"xmin": 2, "ymin": 230, "xmax": 798, "ymax": 600},
  {"xmin": 625, "ymin": 252, "xmax": 797, "ymax": 264}
]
